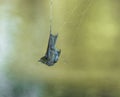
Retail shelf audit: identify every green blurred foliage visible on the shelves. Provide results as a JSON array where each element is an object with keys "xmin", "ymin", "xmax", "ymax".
[{"xmin": 1, "ymin": 0, "xmax": 120, "ymax": 97}]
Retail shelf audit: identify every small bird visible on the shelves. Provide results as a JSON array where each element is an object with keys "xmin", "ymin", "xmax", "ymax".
[{"xmin": 39, "ymin": 28, "xmax": 61, "ymax": 66}]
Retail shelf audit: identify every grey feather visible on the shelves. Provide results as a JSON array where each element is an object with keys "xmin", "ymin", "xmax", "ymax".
[{"xmin": 39, "ymin": 32, "xmax": 61, "ymax": 66}]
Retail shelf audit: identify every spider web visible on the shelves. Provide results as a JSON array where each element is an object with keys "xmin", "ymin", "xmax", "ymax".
[
  {"xmin": 49, "ymin": 0, "xmax": 94, "ymax": 32},
  {"xmin": 49, "ymin": 0, "xmax": 95, "ymax": 65}
]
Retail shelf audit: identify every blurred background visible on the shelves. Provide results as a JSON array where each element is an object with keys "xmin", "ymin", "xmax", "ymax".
[{"xmin": 0, "ymin": 0, "xmax": 120, "ymax": 97}]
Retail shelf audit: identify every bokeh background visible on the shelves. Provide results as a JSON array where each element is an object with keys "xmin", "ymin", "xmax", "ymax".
[{"xmin": 0, "ymin": 0, "xmax": 120, "ymax": 97}]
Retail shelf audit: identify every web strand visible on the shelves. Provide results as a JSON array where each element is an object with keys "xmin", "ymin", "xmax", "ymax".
[
  {"xmin": 50, "ymin": 0, "xmax": 53, "ymax": 34},
  {"xmin": 59, "ymin": 0, "xmax": 94, "ymax": 32}
]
